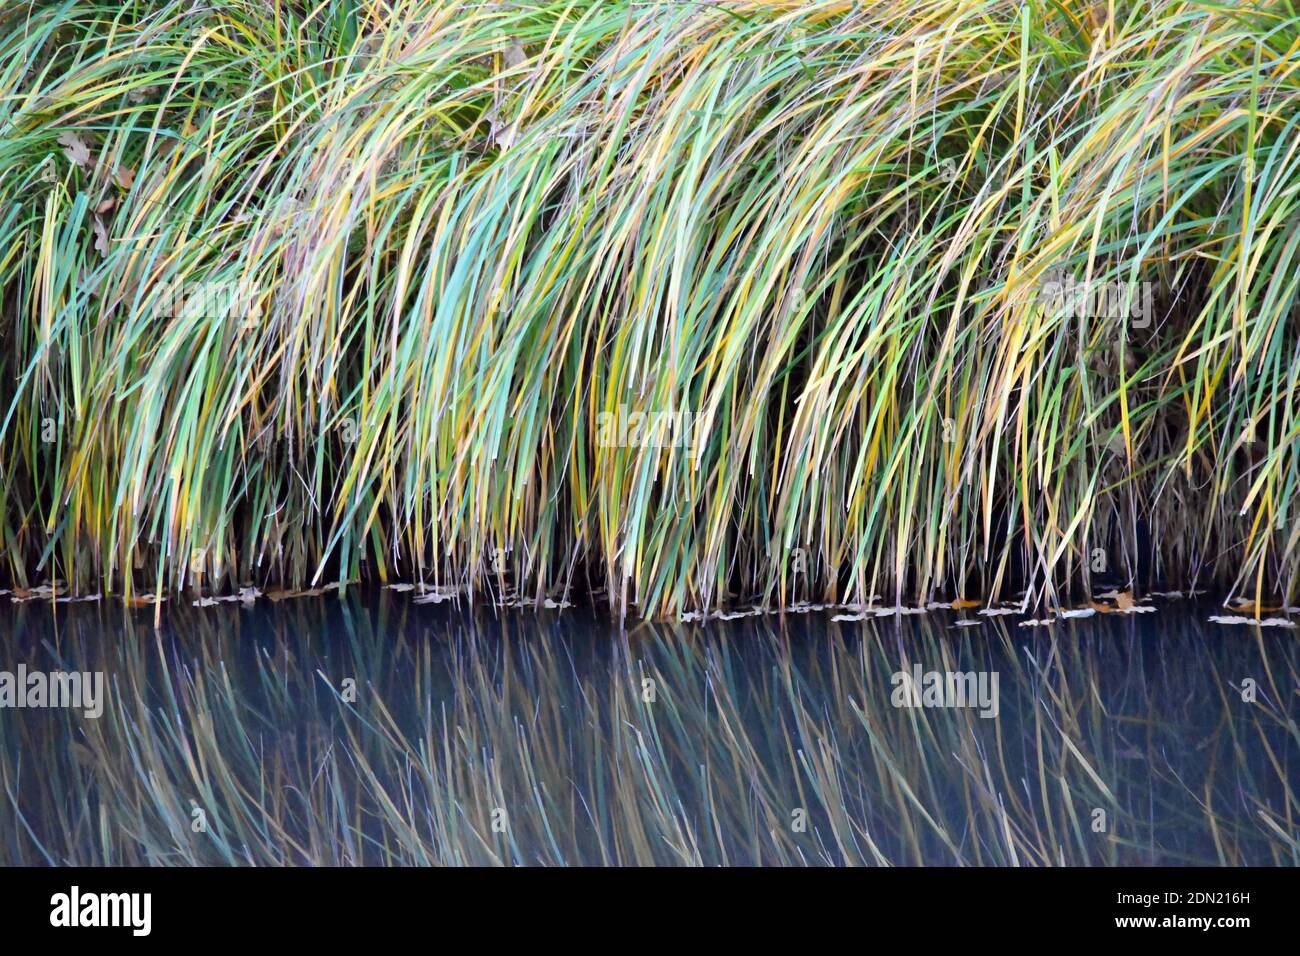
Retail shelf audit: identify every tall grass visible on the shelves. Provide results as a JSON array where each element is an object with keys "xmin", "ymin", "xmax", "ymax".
[{"xmin": 1, "ymin": 0, "xmax": 1298, "ymax": 616}]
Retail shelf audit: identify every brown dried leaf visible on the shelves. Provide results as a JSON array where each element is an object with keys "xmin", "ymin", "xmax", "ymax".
[
  {"xmin": 57, "ymin": 131, "xmax": 93, "ymax": 169},
  {"xmin": 264, "ymin": 587, "xmax": 329, "ymax": 601},
  {"xmin": 1227, "ymin": 597, "xmax": 1283, "ymax": 615}
]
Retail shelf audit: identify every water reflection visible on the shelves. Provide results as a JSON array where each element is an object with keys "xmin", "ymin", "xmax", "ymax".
[{"xmin": 1, "ymin": 596, "xmax": 1296, "ymax": 865}]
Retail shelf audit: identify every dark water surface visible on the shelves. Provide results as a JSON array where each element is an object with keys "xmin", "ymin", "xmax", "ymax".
[{"xmin": 1, "ymin": 595, "xmax": 1296, "ymax": 866}]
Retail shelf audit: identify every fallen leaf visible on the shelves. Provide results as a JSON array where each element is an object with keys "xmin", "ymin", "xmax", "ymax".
[
  {"xmin": 93, "ymin": 216, "xmax": 111, "ymax": 257},
  {"xmin": 491, "ymin": 119, "xmax": 517, "ymax": 150},
  {"xmin": 1113, "ymin": 604, "xmax": 1156, "ymax": 615},
  {"xmin": 264, "ymin": 587, "xmax": 330, "ymax": 601},
  {"xmin": 1209, "ymin": 615, "xmax": 1295, "ymax": 628},
  {"xmin": 57, "ymin": 131, "xmax": 92, "ymax": 168},
  {"xmin": 204, "ymin": 587, "xmax": 261, "ymax": 604},
  {"xmin": 716, "ymin": 608, "xmax": 762, "ymax": 620},
  {"xmin": 783, "ymin": 602, "xmax": 824, "ymax": 614},
  {"xmin": 413, "ymin": 584, "xmax": 461, "ymax": 604},
  {"xmin": 835, "ymin": 597, "xmax": 882, "ymax": 612},
  {"xmin": 1226, "ymin": 598, "xmax": 1283, "ymax": 615},
  {"xmin": 504, "ymin": 40, "xmax": 526, "ymax": 70},
  {"xmin": 951, "ymin": 598, "xmax": 981, "ymax": 610},
  {"xmin": 12, "ymin": 584, "xmax": 58, "ymax": 602}
]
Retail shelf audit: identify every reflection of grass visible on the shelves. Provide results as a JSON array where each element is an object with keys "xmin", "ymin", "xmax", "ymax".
[
  {"xmin": 2, "ymin": 2, "xmax": 1300, "ymax": 615},
  {"xmin": 1, "ymin": 599, "xmax": 1295, "ymax": 865}
]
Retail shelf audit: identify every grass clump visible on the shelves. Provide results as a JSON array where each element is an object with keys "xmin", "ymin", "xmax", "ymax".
[{"xmin": 1, "ymin": 0, "xmax": 1299, "ymax": 616}]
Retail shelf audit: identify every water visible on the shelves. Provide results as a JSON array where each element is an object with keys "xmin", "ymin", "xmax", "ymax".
[{"xmin": 1, "ymin": 595, "xmax": 1296, "ymax": 866}]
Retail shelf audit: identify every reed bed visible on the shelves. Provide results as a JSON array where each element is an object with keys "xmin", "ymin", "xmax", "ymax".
[
  {"xmin": 1, "ymin": 597, "xmax": 1296, "ymax": 865},
  {"xmin": 2, "ymin": 0, "xmax": 1299, "ymax": 616}
]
